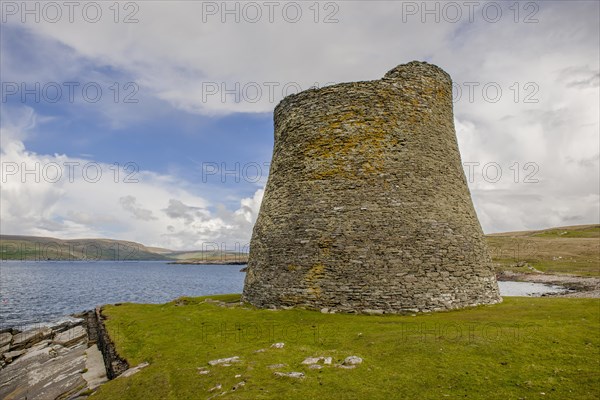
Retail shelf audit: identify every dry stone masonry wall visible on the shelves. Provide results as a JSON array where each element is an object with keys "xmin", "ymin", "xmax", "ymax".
[{"xmin": 242, "ymin": 61, "xmax": 502, "ymax": 313}]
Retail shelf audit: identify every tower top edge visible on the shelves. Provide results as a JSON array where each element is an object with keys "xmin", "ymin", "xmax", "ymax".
[{"xmin": 274, "ymin": 61, "xmax": 452, "ymax": 113}]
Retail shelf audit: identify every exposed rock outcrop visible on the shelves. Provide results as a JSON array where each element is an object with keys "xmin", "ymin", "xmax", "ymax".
[{"xmin": 0, "ymin": 308, "xmax": 130, "ymax": 399}]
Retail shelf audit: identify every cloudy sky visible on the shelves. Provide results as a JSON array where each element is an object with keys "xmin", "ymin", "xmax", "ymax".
[{"xmin": 1, "ymin": 1, "xmax": 598, "ymax": 250}]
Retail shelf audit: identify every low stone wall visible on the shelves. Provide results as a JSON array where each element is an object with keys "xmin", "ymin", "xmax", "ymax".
[{"xmin": 93, "ymin": 306, "xmax": 129, "ymax": 379}]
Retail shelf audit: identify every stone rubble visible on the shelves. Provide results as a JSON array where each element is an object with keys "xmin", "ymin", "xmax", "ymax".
[
  {"xmin": 0, "ymin": 307, "xmax": 143, "ymax": 399},
  {"xmin": 343, "ymin": 356, "xmax": 363, "ymax": 365},
  {"xmin": 208, "ymin": 383, "xmax": 223, "ymax": 392},
  {"xmin": 301, "ymin": 356, "xmax": 323, "ymax": 365},
  {"xmin": 118, "ymin": 361, "xmax": 150, "ymax": 378},
  {"xmin": 274, "ymin": 371, "xmax": 305, "ymax": 379},
  {"xmin": 208, "ymin": 356, "xmax": 241, "ymax": 366}
]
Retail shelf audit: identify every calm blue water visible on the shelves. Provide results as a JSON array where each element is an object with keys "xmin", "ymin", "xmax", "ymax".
[
  {"xmin": 0, "ymin": 261, "xmax": 246, "ymax": 329},
  {"xmin": 0, "ymin": 261, "xmax": 569, "ymax": 329}
]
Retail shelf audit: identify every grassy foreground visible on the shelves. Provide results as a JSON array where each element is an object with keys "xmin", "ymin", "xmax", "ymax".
[{"xmin": 94, "ymin": 295, "xmax": 599, "ymax": 400}]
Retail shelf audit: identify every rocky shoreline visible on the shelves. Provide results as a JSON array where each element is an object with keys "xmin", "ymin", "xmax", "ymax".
[
  {"xmin": 497, "ymin": 271, "xmax": 600, "ymax": 298},
  {"xmin": 1, "ymin": 273, "xmax": 596, "ymax": 399},
  {"xmin": 168, "ymin": 260, "xmax": 248, "ymax": 265},
  {"xmin": 0, "ymin": 308, "xmax": 143, "ymax": 400}
]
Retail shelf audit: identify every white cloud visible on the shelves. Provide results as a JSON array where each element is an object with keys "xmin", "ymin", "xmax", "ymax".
[
  {"xmin": 1, "ymin": 1, "xmax": 598, "ymax": 236},
  {"xmin": 0, "ymin": 107, "xmax": 264, "ymax": 249}
]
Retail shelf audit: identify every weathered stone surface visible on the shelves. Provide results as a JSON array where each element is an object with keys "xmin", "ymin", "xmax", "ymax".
[
  {"xmin": 270, "ymin": 342, "xmax": 285, "ymax": 349},
  {"xmin": 301, "ymin": 357, "xmax": 322, "ymax": 365},
  {"xmin": 343, "ymin": 356, "xmax": 363, "ymax": 365},
  {"xmin": 82, "ymin": 344, "xmax": 108, "ymax": 389},
  {"xmin": 274, "ymin": 371, "xmax": 305, "ymax": 379},
  {"xmin": 53, "ymin": 325, "xmax": 87, "ymax": 347},
  {"xmin": 0, "ymin": 310, "xmax": 127, "ymax": 398},
  {"xmin": 118, "ymin": 362, "xmax": 149, "ymax": 378},
  {"xmin": 93, "ymin": 307, "xmax": 128, "ymax": 379},
  {"xmin": 0, "ymin": 332, "xmax": 12, "ymax": 348},
  {"xmin": 242, "ymin": 61, "xmax": 502, "ymax": 313},
  {"xmin": 0, "ymin": 343, "xmax": 87, "ymax": 400},
  {"xmin": 12, "ymin": 341, "xmax": 51, "ymax": 364},
  {"xmin": 3, "ymin": 349, "xmax": 26, "ymax": 362},
  {"xmin": 11, "ymin": 327, "xmax": 52, "ymax": 350},
  {"xmin": 208, "ymin": 356, "xmax": 240, "ymax": 366},
  {"xmin": 208, "ymin": 384, "xmax": 222, "ymax": 392}
]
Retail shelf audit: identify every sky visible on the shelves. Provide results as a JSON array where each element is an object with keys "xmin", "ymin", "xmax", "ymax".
[{"xmin": 0, "ymin": 0, "xmax": 598, "ymax": 250}]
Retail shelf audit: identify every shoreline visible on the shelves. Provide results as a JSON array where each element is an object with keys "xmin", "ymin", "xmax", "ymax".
[
  {"xmin": 1, "ymin": 271, "xmax": 598, "ymax": 398},
  {"xmin": 3, "ymin": 271, "xmax": 597, "ymax": 330},
  {"xmin": 0, "ymin": 307, "xmax": 141, "ymax": 399},
  {"xmin": 168, "ymin": 260, "xmax": 248, "ymax": 265},
  {"xmin": 496, "ymin": 271, "xmax": 600, "ymax": 298}
]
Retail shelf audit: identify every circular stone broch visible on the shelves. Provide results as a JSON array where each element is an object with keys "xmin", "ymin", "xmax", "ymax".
[{"xmin": 242, "ymin": 61, "xmax": 502, "ymax": 313}]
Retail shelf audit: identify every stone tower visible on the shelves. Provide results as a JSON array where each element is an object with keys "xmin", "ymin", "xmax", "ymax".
[{"xmin": 242, "ymin": 61, "xmax": 501, "ymax": 313}]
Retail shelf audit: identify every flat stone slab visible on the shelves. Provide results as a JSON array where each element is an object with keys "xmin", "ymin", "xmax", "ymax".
[
  {"xmin": 11, "ymin": 327, "xmax": 52, "ymax": 350},
  {"xmin": 0, "ymin": 332, "xmax": 12, "ymax": 348},
  {"xmin": 0, "ymin": 343, "xmax": 87, "ymax": 400},
  {"xmin": 3, "ymin": 349, "xmax": 26, "ymax": 362},
  {"xmin": 301, "ymin": 357, "xmax": 322, "ymax": 365},
  {"xmin": 82, "ymin": 344, "xmax": 108, "ymax": 389},
  {"xmin": 301, "ymin": 356, "xmax": 334, "ymax": 365},
  {"xmin": 274, "ymin": 371, "xmax": 305, "ymax": 379},
  {"xmin": 208, "ymin": 356, "xmax": 240, "ymax": 366},
  {"xmin": 53, "ymin": 325, "xmax": 87, "ymax": 347},
  {"xmin": 118, "ymin": 362, "xmax": 150, "ymax": 378},
  {"xmin": 343, "ymin": 356, "xmax": 363, "ymax": 365}
]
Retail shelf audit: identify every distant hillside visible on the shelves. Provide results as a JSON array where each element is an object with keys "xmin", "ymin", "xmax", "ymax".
[
  {"xmin": 3, "ymin": 224, "xmax": 597, "ymax": 272},
  {"xmin": 0, "ymin": 235, "xmax": 248, "ymax": 263},
  {"xmin": 165, "ymin": 250, "xmax": 248, "ymax": 264},
  {"xmin": 0, "ymin": 235, "xmax": 171, "ymax": 261},
  {"xmin": 485, "ymin": 224, "xmax": 599, "ymax": 276}
]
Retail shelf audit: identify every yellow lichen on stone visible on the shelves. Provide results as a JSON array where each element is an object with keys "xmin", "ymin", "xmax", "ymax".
[
  {"xmin": 304, "ymin": 263, "xmax": 327, "ymax": 298},
  {"xmin": 305, "ymin": 110, "xmax": 400, "ymax": 180},
  {"xmin": 242, "ymin": 61, "xmax": 501, "ymax": 314}
]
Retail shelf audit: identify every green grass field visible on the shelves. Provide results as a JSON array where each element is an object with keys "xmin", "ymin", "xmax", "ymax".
[
  {"xmin": 485, "ymin": 225, "xmax": 600, "ymax": 276},
  {"xmin": 93, "ymin": 294, "xmax": 600, "ymax": 400}
]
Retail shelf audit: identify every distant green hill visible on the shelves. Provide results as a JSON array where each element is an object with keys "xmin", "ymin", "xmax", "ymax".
[
  {"xmin": 485, "ymin": 224, "xmax": 600, "ymax": 276},
  {"xmin": 0, "ymin": 235, "xmax": 171, "ymax": 261},
  {"xmin": 3, "ymin": 224, "xmax": 597, "ymax": 271},
  {"xmin": 0, "ymin": 235, "xmax": 249, "ymax": 263}
]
